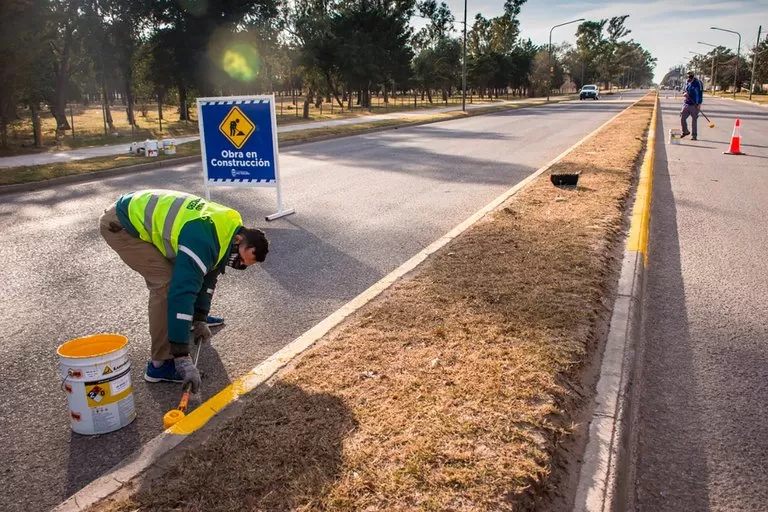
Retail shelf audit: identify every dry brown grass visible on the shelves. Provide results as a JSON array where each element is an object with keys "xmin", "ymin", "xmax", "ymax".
[{"xmin": 91, "ymin": 94, "xmax": 654, "ymax": 512}]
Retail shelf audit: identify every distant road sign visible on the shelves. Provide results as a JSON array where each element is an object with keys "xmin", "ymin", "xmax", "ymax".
[{"xmin": 197, "ymin": 95, "xmax": 294, "ymax": 220}]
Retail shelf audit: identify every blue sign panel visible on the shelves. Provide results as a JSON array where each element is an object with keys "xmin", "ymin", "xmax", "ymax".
[{"xmin": 197, "ymin": 96, "xmax": 279, "ymax": 186}]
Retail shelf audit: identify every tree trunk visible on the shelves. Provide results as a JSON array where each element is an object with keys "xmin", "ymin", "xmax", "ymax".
[
  {"xmin": 102, "ymin": 83, "xmax": 115, "ymax": 131},
  {"xmin": 30, "ymin": 103, "xmax": 43, "ymax": 148},
  {"xmin": 383, "ymin": 83, "xmax": 388, "ymax": 103},
  {"xmin": 124, "ymin": 76, "xmax": 136, "ymax": 126},
  {"xmin": 426, "ymin": 89, "xmax": 433, "ymax": 103},
  {"xmin": 178, "ymin": 85, "xmax": 190, "ymax": 121},
  {"xmin": 303, "ymin": 87, "xmax": 312, "ymax": 119},
  {"xmin": 0, "ymin": 117, "xmax": 7, "ymax": 149}
]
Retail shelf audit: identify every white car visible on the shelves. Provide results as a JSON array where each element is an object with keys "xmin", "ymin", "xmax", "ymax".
[{"xmin": 579, "ymin": 85, "xmax": 600, "ymax": 100}]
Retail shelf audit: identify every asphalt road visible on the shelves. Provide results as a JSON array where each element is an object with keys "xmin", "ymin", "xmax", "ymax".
[
  {"xmin": 0, "ymin": 91, "xmax": 644, "ymax": 512},
  {"xmin": 0, "ymin": 96, "xmax": 549, "ymax": 169},
  {"xmin": 635, "ymin": 96, "xmax": 768, "ymax": 510}
]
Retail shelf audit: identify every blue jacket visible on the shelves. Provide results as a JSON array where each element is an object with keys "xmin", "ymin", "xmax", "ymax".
[
  {"xmin": 684, "ymin": 79, "xmax": 703, "ymax": 106},
  {"xmin": 115, "ymin": 194, "xmax": 236, "ymax": 347}
]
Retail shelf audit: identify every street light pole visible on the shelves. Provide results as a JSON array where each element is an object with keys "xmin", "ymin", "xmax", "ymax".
[
  {"xmin": 711, "ymin": 26, "xmax": 742, "ymax": 99},
  {"xmin": 462, "ymin": 0, "xmax": 468, "ymax": 111},
  {"xmin": 699, "ymin": 41, "xmax": 720, "ymax": 94},
  {"xmin": 749, "ymin": 25, "xmax": 762, "ymax": 100},
  {"xmin": 548, "ymin": 18, "xmax": 585, "ymax": 102}
]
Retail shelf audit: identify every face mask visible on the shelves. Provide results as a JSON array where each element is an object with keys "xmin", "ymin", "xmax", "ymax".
[{"xmin": 227, "ymin": 243, "xmax": 248, "ymax": 270}]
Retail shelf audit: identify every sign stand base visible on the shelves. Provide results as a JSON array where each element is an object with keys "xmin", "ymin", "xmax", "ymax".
[{"xmin": 266, "ymin": 208, "xmax": 295, "ymax": 221}]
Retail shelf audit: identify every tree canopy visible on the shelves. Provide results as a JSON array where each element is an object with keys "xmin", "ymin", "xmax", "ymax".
[{"xmin": 0, "ymin": 0, "xmax": 657, "ymax": 147}]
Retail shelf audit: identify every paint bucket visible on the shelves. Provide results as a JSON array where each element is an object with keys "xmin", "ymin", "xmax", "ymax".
[
  {"xmin": 145, "ymin": 140, "xmax": 159, "ymax": 157},
  {"xmin": 57, "ymin": 334, "xmax": 136, "ymax": 435},
  {"xmin": 669, "ymin": 129, "xmax": 681, "ymax": 145},
  {"xmin": 162, "ymin": 138, "xmax": 176, "ymax": 155}
]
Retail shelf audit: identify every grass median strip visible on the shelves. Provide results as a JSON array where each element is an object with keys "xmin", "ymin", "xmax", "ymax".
[
  {"xmin": 1, "ymin": 98, "xmax": 574, "ymax": 187},
  {"xmin": 91, "ymin": 93, "xmax": 654, "ymax": 511},
  {"xmin": 0, "ymin": 143, "xmax": 202, "ymax": 186}
]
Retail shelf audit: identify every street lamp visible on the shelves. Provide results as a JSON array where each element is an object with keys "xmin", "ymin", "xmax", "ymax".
[
  {"xmin": 548, "ymin": 18, "xmax": 585, "ymax": 101},
  {"xmin": 462, "ymin": 0, "xmax": 468, "ymax": 111},
  {"xmin": 698, "ymin": 41, "xmax": 720, "ymax": 94},
  {"xmin": 711, "ymin": 26, "xmax": 742, "ymax": 98},
  {"xmin": 748, "ymin": 26, "xmax": 762, "ymax": 100}
]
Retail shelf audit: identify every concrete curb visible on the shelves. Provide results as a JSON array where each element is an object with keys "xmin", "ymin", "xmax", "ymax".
[
  {"xmin": 573, "ymin": 250, "xmax": 645, "ymax": 512},
  {"xmin": 51, "ymin": 94, "xmax": 632, "ymax": 512},
  {"xmin": 573, "ymin": 94, "xmax": 659, "ymax": 511},
  {"xmin": 2, "ymin": 97, "xmax": 577, "ymax": 197}
]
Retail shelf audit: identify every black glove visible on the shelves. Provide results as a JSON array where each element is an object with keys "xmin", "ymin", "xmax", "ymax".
[{"xmin": 175, "ymin": 356, "xmax": 201, "ymax": 393}]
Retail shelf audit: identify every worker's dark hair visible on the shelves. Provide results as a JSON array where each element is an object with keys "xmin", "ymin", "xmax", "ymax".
[{"xmin": 239, "ymin": 227, "xmax": 269, "ymax": 262}]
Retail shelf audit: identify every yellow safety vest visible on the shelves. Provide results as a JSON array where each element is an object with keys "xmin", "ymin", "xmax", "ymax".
[{"xmin": 126, "ymin": 190, "xmax": 242, "ymax": 266}]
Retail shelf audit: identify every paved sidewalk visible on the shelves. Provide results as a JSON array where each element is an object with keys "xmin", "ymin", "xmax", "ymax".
[{"xmin": 0, "ymin": 97, "xmax": 552, "ymax": 169}]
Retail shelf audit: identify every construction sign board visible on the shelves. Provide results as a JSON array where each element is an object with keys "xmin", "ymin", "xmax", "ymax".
[{"xmin": 197, "ymin": 95, "xmax": 294, "ymax": 220}]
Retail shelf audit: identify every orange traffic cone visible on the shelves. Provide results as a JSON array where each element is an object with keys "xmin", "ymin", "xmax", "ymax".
[{"xmin": 724, "ymin": 119, "xmax": 744, "ymax": 155}]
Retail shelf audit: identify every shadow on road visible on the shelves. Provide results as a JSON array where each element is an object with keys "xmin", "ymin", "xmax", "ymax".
[{"xmin": 633, "ymin": 113, "xmax": 711, "ymax": 511}]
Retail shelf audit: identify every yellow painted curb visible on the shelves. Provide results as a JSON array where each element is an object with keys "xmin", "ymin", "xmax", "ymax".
[{"xmin": 626, "ymin": 93, "xmax": 659, "ymax": 264}]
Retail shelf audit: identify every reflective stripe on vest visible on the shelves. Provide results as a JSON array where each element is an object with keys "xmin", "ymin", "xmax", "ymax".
[{"xmin": 126, "ymin": 190, "xmax": 242, "ymax": 266}]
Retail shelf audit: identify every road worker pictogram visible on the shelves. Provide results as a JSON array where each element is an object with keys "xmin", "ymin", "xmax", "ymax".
[{"xmin": 219, "ymin": 106, "xmax": 255, "ymax": 149}]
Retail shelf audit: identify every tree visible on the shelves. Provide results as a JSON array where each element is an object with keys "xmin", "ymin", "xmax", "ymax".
[
  {"xmin": 413, "ymin": 37, "xmax": 460, "ymax": 102},
  {"xmin": 47, "ymin": 0, "xmax": 84, "ymax": 134},
  {"xmin": 413, "ymin": 0, "xmax": 454, "ymax": 51},
  {"xmin": 688, "ymin": 48, "xmax": 750, "ymax": 93},
  {"xmin": 751, "ymin": 38, "xmax": 768, "ymax": 93},
  {"xmin": 465, "ymin": 0, "xmax": 527, "ymax": 97},
  {"xmin": 333, "ymin": 0, "xmax": 415, "ymax": 108},
  {"xmin": 146, "ymin": 0, "xmax": 280, "ymax": 118},
  {"xmin": 0, "ymin": 0, "xmax": 52, "ymax": 148}
]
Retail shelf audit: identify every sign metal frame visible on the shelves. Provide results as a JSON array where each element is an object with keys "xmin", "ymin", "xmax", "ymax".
[{"xmin": 197, "ymin": 94, "xmax": 294, "ymax": 221}]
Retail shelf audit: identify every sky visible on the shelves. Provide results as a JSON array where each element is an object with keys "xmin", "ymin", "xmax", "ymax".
[{"xmin": 433, "ymin": 0, "xmax": 768, "ymax": 83}]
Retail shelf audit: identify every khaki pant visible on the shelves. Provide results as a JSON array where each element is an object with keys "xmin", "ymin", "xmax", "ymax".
[{"xmin": 99, "ymin": 204, "xmax": 173, "ymax": 361}]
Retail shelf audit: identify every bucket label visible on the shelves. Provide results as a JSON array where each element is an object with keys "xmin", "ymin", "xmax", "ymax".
[
  {"xmin": 103, "ymin": 366, "xmax": 113, "ymax": 375},
  {"xmin": 84, "ymin": 367, "xmax": 132, "ymax": 408}
]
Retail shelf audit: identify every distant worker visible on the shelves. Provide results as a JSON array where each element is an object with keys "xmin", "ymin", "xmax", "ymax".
[
  {"xmin": 99, "ymin": 190, "xmax": 269, "ymax": 392},
  {"xmin": 681, "ymin": 70, "xmax": 703, "ymax": 141}
]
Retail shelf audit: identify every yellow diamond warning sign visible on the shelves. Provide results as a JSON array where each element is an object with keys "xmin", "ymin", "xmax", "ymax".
[{"xmin": 219, "ymin": 106, "xmax": 255, "ymax": 149}]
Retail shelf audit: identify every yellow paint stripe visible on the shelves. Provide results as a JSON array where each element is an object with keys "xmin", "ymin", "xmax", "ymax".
[{"xmin": 626, "ymin": 94, "xmax": 659, "ymax": 265}]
